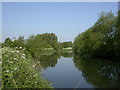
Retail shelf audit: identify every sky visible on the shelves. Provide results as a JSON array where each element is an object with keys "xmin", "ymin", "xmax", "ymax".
[{"xmin": 2, "ymin": 2, "xmax": 118, "ymax": 42}]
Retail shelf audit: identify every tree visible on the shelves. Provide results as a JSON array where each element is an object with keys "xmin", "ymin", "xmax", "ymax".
[
  {"xmin": 14, "ymin": 36, "xmax": 25, "ymax": 48},
  {"xmin": 59, "ymin": 41, "xmax": 73, "ymax": 48},
  {"xmin": 2, "ymin": 38, "xmax": 14, "ymax": 47},
  {"xmin": 73, "ymin": 11, "xmax": 119, "ymax": 58},
  {"xmin": 26, "ymin": 33, "xmax": 59, "ymax": 58}
]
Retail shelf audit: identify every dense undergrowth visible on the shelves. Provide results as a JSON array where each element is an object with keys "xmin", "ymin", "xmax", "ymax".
[{"xmin": 1, "ymin": 47, "xmax": 52, "ymax": 89}]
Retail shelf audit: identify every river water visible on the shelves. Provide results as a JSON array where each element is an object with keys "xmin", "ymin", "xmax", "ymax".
[{"xmin": 39, "ymin": 53, "xmax": 120, "ymax": 88}]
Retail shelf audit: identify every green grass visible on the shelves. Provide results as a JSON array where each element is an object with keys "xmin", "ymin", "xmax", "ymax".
[
  {"xmin": 42, "ymin": 47, "xmax": 73, "ymax": 55},
  {"xmin": 42, "ymin": 48, "xmax": 56, "ymax": 55},
  {"xmin": 1, "ymin": 47, "xmax": 52, "ymax": 89},
  {"xmin": 62, "ymin": 48, "xmax": 73, "ymax": 53}
]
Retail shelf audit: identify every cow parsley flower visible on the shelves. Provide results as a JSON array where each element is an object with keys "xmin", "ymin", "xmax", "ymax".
[
  {"xmin": 14, "ymin": 68, "xmax": 17, "ymax": 70},
  {"xmin": 33, "ymin": 65, "xmax": 35, "ymax": 68},
  {"xmin": 11, "ymin": 51, "xmax": 14, "ymax": 53},
  {"xmin": 13, "ymin": 58, "xmax": 17, "ymax": 60},
  {"xmin": 23, "ymin": 54, "xmax": 25, "ymax": 56},
  {"xmin": 9, "ymin": 61, "xmax": 13, "ymax": 63},
  {"xmin": 19, "ymin": 47, "xmax": 22, "ymax": 49},
  {"xmin": 21, "ymin": 56, "xmax": 25, "ymax": 59},
  {"xmin": 6, "ymin": 70, "xmax": 9, "ymax": 73},
  {"xmin": 16, "ymin": 51, "xmax": 19, "ymax": 53}
]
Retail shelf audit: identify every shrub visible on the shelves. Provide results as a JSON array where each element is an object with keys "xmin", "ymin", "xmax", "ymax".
[{"xmin": 1, "ymin": 47, "xmax": 52, "ymax": 88}]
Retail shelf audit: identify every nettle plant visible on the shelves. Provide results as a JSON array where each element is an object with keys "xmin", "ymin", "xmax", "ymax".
[{"xmin": 2, "ymin": 47, "xmax": 51, "ymax": 88}]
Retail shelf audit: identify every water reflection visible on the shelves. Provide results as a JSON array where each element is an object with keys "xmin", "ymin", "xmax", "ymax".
[
  {"xmin": 39, "ymin": 53, "xmax": 73, "ymax": 69},
  {"xmin": 60, "ymin": 53, "xmax": 73, "ymax": 58},
  {"xmin": 73, "ymin": 56, "xmax": 120, "ymax": 88},
  {"xmin": 39, "ymin": 53, "xmax": 60, "ymax": 69},
  {"xmin": 38, "ymin": 53, "xmax": 120, "ymax": 88}
]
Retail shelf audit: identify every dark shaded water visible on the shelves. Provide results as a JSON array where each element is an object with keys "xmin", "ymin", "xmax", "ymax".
[{"xmin": 39, "ymin": 53, "xmax": 120, "ymax": 88}]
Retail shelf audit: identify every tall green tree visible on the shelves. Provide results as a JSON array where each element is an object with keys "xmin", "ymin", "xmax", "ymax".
[
  {"xmin": 73, "ymin": 11, "xmax": 119, "ymax": 58},
  {"xmin": 26, "ymin": 33, "xmax": 59, "ymax": 58}
]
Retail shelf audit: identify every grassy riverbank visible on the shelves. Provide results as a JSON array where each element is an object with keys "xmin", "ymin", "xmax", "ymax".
[
  {"xmin": 1, "ymin": 47, "xmax": 52, "ymax": 89},
  {"xmin": 62, "ymin": 47, "xmax": 72, "ymax": 53},
  {"xmin": 42, "ymin": 48, "xmax": 56, "ymax": 55},
  {"xmin": 42, "ymin": 47, "xmax": 73, "ymax": 55}
]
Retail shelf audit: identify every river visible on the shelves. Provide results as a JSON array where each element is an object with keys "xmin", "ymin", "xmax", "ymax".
[{"xmin": 38, "ymin": 53, "xmax": 120, "ymax": 88}]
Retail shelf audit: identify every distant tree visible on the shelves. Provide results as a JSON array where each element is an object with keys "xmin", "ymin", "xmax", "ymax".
[
  {"xmin": 60, "ymin": 41, "xmax": 73, "ymax": 48},
  {"xmin": 26, "ymin": 33, "xmax": 59, "ymax": 58},
  {"xmin": 14, "ymin": 36, "xmax": 25, "ymax": 48},
  {"xmin": 2, "ymin": 38, "xmax": 14, "ymax": 47}
]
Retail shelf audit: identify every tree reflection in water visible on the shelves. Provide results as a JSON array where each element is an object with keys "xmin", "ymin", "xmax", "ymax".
[
  {"xmin": 73, "ymin": 56, "xmax": 120, "ymax": 88},
  {"xmin": 60, "ymin": 53, "xmax": 73, "ymax": 58},
  {"xmin": 39, "ymin": 53, "xmax": 60, "ymax": 69},
  {"xmin": 39, "ymin": 53, "xmax": 73, "ymax": 69}
]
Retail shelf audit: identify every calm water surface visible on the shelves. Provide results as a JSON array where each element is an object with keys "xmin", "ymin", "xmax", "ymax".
[{"xmin": 39, "ymin": 53, "xmax": 120, "ymax": 88}]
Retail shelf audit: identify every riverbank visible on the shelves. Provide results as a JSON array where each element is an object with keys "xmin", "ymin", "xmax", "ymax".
[
  {"xmin": 61, "ymin": 47, "xmax": 72, "ymax": 53},
  {"xmin": 42, "ymin": 47, "xmax": 73, "ymax": 55},
  {"xmin": 1, "ymin": 47, "xmax": 52, "ymax": 89}
]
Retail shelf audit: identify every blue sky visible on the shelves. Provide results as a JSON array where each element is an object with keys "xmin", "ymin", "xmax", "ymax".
[{"xmin": 2, "ymin": 2, "xmax": 118, "ymax": 42}]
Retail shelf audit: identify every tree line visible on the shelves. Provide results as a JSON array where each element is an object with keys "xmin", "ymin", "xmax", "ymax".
[
  {"xmin": 2, "ymin": 33, "xmax": 73, "ymax": 58},
  {"xmin": 73, "ymin": 11, "xmax": 120, "ymax": 58},
  {"xmin": 2, "ymin": 11, "xmax": 120, "ymax": 59}
]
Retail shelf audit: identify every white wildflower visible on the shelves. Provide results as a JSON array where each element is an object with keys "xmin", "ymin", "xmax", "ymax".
[
  {"xmin": 35, "ymin": 81, "xmax": 37, "ymax": 83},
  {"xmin": 33, "ymin": 65, "xmax": 35, "ymax": 68},
  {"xmin": 38, "ymin": 62, "xmax": 40, "ymax": 64},
  {"xmin": 6, "ymin": 70, "xmax": 9, "ymax": 73},
  {"xmin": 23, "ymin": 54, "xmax": 25, "ymax": 56},
  {"xmin": 13, "ymin": 58, "xmax": 17, "ymax": 60},
  {"xmin": 9, "ymin": 61, "xmax": 13, "ymax": 63},
  {"xmin": 0, "ymin": 62, "xmax": 2, "ymax": 64},
  {"xmin": 11, "ymin": 51, "xmax": 14, "ymax": 53},
  {"xmin": 16, "ymin": 51, "xmax": 19, "ymax": 53},
  {"xmin": 21, "ymin": 56, "xmax": 25, "ymax": 59},
  {"xmin": 14, "ymin": 68, "xmax": 17, "ymax": 70},
  {"xmin": 19, "ymin": 47, "xmax": 22, "ymax": 49}
]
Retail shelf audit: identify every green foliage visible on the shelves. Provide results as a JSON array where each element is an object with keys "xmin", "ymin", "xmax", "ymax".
[
  {"xmin": 2, "ymin": 47, "xmax": 52, "ymax": 88},
  {"xmin": 39, "ymin": 53, "xmax": 60, "ymax": 69},
  {"xmin": 73, "ymin": 11, "xmax": 120, "ymax": 58},
  {"xmin": 38, "ymin": 53, "xmax": 73, "ymax": 69},
  {"xmin": 2, "ymin": 36, "xmax": 25, "ymax": 49},
  {"xmin": 26, "ymin": 33, "xmax": 59, "ymax": 58},
  {"xmin": 42, "ymin": 48, "xmax": 56, "ymax": 55},
  {"xmin": 59, "ymin": 41, "xmax": 73, "ymax": 48},
  {"xmin": 2, "ymin": 38, "xmax": 14, "ymax": 47},
  {"xmin": 60, "ymin": 53, "xmax": 73, "ymax": 58},
  {"xmin": 14, "ymin": 36, "xmax": 25, "ymax": 48},
  {"xmin": 62, "ymin": 47, "xmax": 72, "ymax": 53},
  {"xmin": 26, "ymin": 35, "xmax": 44, "ymax": 57},
  {"xmin": 0, "ymin": 50, "xmax": 2, "ymax": 89}
]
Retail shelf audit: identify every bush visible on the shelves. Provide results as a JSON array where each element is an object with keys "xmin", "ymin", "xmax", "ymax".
[{"xmin": 1, "ymin": 47, "xmax": 52, "ymax": 88}]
